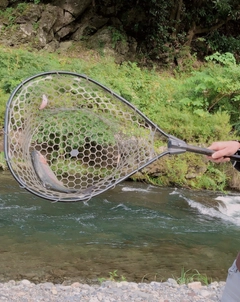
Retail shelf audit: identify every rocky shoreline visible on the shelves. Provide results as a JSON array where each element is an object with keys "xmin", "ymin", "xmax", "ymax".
[{"xmin": 0, "ymin": 278, "xmax": 225, "ymax": 302}]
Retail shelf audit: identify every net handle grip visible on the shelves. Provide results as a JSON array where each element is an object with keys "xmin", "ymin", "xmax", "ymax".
[{"xmin": 168, "ymin": 135, "xmax": 240, "ymax": 162}]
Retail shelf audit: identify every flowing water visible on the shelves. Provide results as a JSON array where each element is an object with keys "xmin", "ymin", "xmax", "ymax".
[{"xmin": 0, "ymin": 171, "xmax": 240, "ymax": 284}]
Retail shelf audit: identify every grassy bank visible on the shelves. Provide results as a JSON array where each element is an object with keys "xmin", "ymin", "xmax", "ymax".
[{"xmin": 0, "ymin": 44, "xmax": 239, "ymax": 191}]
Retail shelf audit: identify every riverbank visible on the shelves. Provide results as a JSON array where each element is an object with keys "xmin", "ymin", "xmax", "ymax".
[{"xmin": 0, "ymin": 278, "xmax": 224, "ymax": 302}]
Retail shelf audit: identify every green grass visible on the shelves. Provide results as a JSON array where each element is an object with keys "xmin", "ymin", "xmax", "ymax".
[
  {"xmin": 98, "ymin": 270, "xmax": 127, "ymax": 284},
  {"xmin": 173, "ymin": 268, "xmax": 211, "ymax": 285},
  {"xmin": 0, "ymin": 44, "xmax": 239, "ymax": 191}
]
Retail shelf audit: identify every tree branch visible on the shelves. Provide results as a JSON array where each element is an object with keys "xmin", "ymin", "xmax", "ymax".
[{"xmin": 185, "ymin": 16, "xmax": 232, "ymax": 46}]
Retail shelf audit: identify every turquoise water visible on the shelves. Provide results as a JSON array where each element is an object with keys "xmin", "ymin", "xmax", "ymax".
[{"xmin": 0, "ymin": 171, "xmax": 240, "ymax": 284}]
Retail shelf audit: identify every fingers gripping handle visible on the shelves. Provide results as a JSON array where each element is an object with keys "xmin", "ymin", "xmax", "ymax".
[{"xmin": 167, "ymin": 135, "xmax": 240, "ymax": 162}]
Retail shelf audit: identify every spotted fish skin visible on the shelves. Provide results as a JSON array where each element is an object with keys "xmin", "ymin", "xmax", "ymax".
[{"xmin": 31, "ymin": 150, "xmax": 77, "ymax": 193}]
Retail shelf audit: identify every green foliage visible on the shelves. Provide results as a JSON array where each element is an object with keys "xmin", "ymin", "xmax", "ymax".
[
  {"xmin": 164, "ymin": 156, "xmax": 189, "ymax": 187},
  {"xmin": 34, "ymin": 111, "xmax": 117, "ymax": 148},
  {"xmin": 205, "ymin": 52, "xmax": 236, "ymax": 66},
  {"xmin": 113, "ymin": 0, "xmax": 240, "ymax": 62},
  {"xmin": 174, "ymin": 48, "xmax": 198, "ymax": 74},
  {"xmin": 173, "ymin": 268, "xmax": 210, "ymax": 285},
  {"xmin": 0, "ymin": 3, "xmax": 29, "ymax": 28},
  {"xmin": 194, "ymin": 164, "xmax": 228, "ymax": 191},
  {"xmin": 109, "ymin": 26, "xmax": 127, "ymax": 48},
  {"xmin": 151, "ymin": 107, "xmax": 233, "ymax": 144},
  {"xmin": 98, "ymin": 270, "xmax": 127, "ymax": 284},
  {"xmin": 0, "ymin": 93, "xmax": 8, "ymax": 126},
  {"xmin": 0, "ymin": 152, "xmax": 7, "ymax": 170},
  {"xmin": 153, "ymin": 152, "xmax": 208, "ymax": 189},
  {"xmin": 0, "ymin": 46, "xmax": 87, "ymax": 126},
  {"xmin": 175, "ymin": 53, "xmax": 240, "ymax": 134},
  {"xmin": 88, "ymin": 60, "xmax": 174, "ymax": 114},
  {"xmin": 16, "ymin": 3, "xmax": 28, "ymax": 13},
  {"xmin": 0, "ymin": 7, "xmax": 15, "ymax": 28},
  {"xmin": 0, "ymin": 48, "xmax": 74, "ymax": 93},
  {"xmin": 207, "ymin": 31, "xmax": 240, "ymax": 55}
]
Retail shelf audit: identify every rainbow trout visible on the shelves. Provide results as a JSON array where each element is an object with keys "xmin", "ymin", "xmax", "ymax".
[{"xmin": 31, "ymin": 150, "xmax": 78, "ymax": 193}]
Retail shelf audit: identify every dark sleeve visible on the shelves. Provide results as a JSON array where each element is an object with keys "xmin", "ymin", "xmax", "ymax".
[{"xmin": 233, "ymin": 150, "xmax": 240, "ymax": 172}]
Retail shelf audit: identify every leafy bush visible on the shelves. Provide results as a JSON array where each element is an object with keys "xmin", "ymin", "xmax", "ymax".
[
  {"xmin": 175, "ymin": 53, "xmax": 240, "ymax": 134},
  {"xmin": 208, "ymin": 31, "xmax": 240, "ymax": 56}
]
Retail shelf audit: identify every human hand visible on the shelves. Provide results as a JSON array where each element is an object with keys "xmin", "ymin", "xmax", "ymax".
[{"xmin": 208, "ymin": 141, "xmax": 240, "ymax": 163}]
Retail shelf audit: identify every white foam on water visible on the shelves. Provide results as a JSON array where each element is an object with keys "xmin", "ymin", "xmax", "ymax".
[
  {"xmin": 216, "ymin": 195, "xmax": 240, "ymax": 218},
  {"xmin": 186, "ymin": 195, "xmax": 240, "ymax": 226},
  {"xmin": 169, "ymin": 188, "xmax": 179, "ymax": 195},
  {"xmin": 110, "ymin": 203, "xmax": 132, "ymax": 211},
  {"xmin": 121, "ymin": 186, "xmax": 151, "ymax": 193}
]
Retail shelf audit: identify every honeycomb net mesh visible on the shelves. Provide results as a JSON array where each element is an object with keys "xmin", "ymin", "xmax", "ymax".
[{"xmin": 5, "ymin": 72, "xmax": 164, "ymax": 202}]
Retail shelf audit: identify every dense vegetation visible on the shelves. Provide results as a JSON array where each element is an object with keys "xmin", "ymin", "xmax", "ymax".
[
  {"xmin": 1, "ymin": 1, "xmax": 240, "ymax": 64},
  {"xmin": 0, "ymin": 44, "xmax": 239, "ymax": 191},
  {"xmin": 95, "ymin": 0, "xmax": 240, "ymax": 62}
]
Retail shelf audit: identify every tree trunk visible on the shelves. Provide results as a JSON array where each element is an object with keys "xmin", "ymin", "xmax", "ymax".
[{"xmin": 169, "ymin": 0, "xmax": 183, "ymax": 38}]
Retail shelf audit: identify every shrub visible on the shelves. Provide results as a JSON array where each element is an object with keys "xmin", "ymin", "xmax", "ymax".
[{"xmin": 175, "ymin": 53, "xmax": 240, "ymax": 134}]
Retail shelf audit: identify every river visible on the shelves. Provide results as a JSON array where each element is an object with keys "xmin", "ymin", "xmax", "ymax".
[{"xmin": 0, "ymin": 171, "xmax": 240, "ymax": 284}]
